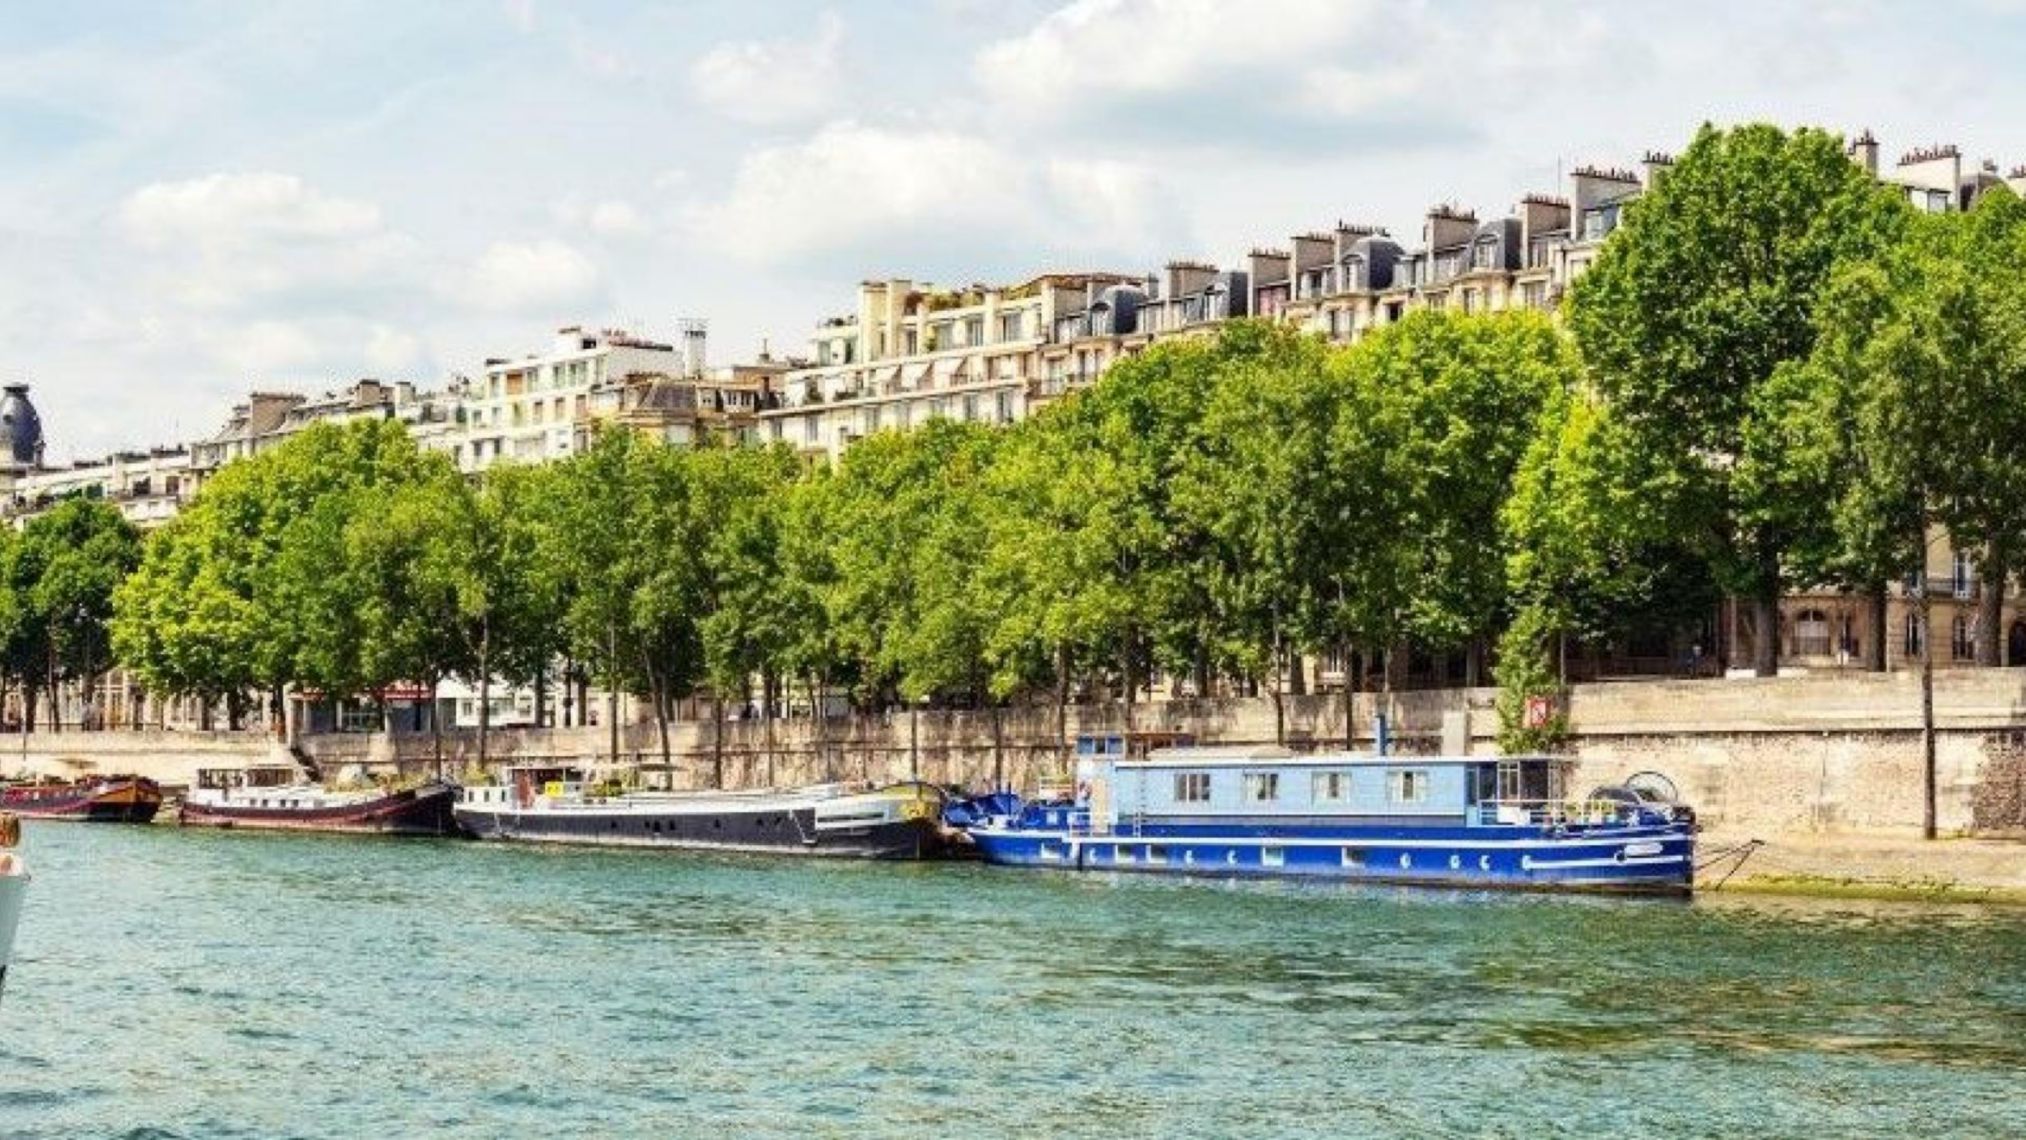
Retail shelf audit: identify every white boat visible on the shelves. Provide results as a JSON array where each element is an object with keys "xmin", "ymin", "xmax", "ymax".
[
  {"xmin": 454, "ymin": 766, "xmax": 948, "ymax": 858},
  {"xmin": 0, "ymin": 812, "xmax": 26, "ymax": 1005}
]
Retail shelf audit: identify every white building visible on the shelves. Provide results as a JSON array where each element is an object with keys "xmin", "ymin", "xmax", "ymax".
[{"xmin": 459, "ymin": 325, "xmax": 696, "ymax": 472}]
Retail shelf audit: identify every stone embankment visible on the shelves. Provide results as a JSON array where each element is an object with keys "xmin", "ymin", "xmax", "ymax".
[{"xmin": 6, "ymin": 671, "xmax": 2023, "ymax": 899}]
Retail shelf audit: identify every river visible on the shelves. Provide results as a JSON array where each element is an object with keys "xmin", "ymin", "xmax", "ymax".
[{"xmin": 2, "ymin": 823, "xmax": 2021, "ymax": 1138}]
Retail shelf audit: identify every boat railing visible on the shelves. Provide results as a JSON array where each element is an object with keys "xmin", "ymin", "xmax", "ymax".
[{"xmin": 1475, "ymin": 798, "xmax": 1647, "ymax": 828}]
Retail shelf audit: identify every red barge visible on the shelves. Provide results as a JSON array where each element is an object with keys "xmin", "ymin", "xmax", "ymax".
[
  {"xmin": 179, "ymin": 764, "xmax": 460, "ymax": 837},
  {"xmin": 1, "ymin": 776, "xmax": 163, "ymax": 823}
]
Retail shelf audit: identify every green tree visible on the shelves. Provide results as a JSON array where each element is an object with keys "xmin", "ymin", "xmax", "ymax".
[
  {"xmin": 111, "ymin": 418, "xmax": 445, "ymax": 735},
  {"xmin": 1569, "ymin": 122, "xmax": 1909, "ymax": 675},
  {"xmin": 1803, "ymin": 187, "xmax": 2026, "ymax": 836},
  {"xmin": 8, "ymin": 499, "xmax": 142, "ymax": 729}
]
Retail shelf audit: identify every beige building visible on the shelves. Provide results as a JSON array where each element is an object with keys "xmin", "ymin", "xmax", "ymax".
[{"xmin": 763, "ymin": 273, "xmax": 1144, "ymax": 457}]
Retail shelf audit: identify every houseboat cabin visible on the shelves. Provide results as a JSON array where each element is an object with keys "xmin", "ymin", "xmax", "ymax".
[{"xmin": 965, "ymin": 747, "xmax": 1695, "ymax": 894}]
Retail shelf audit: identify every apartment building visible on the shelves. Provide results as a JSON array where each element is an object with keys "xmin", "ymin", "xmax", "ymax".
[
  {"xmin": 580, "ymin": 359, "xmax": 791, "ymax": 450},
  {"xmin": 460, "ymin": 325, "xmax": 700, "ymax": 472},
  {"xmin": 762, "ymin": 273, "xmax": 1138, "ymax": 457}
]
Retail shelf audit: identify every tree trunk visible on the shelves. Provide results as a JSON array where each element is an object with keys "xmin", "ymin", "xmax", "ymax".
[
  {"xmin": 712, "ymin": 693, "xmax": 725, "ymax": 789},
  {"xmin": 1341, "ymin": 640, "xmax": 1356, "ymax": 751},
  {"xmin": 1865, "ymin": 581, "xmax": 1889, "ymax": 673},
  {"xmin": 23, "ymin": 684, "xmax": 37, "ymax": 733},
  {"xmin": 478, "ymin": 657, "xmax": 493, "ymax": 775},
  {"xmin": 810, "ymin": 672, "xmax": 829, "ymax": 781},
  {"xmin": 46, "ymin": 646, "xmax": 60, "ymax": 733},
  {"xmin": 992, "ymin": 704, "xmax": 1004, "ymax": 791},
  {"xmin": 1055, "ymin": 643, "xmax": 1072, "ymax": 768},
  {"xmin": 429, "ymin": 676, "xmax": 444, "ymax": 778},
  {"xmin": 1270, "ymin": 670, "xmax": 1285, "ymax": 746},
  {"xmin": 1752, "ymin": 563, "xmax": 1781, "ymax": 677},
  {"xmin": 1920, "ymin": 583, "xmax": 1937, "ymax": 840},
  {"xmin": 1975, "ymin": 542, "xmax": 2005, "ymax": 667}
]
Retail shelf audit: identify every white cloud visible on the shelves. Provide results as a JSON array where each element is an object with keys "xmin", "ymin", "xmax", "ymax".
[
  {"xmin": 974, "ymin": 0, "xmax": 1382, "ymax": 111},
  {"xmin": 686, "ymin": 121, "xmax": 1183, "ymax": 267},
  {"xmin": 364, "ymin": 325, "xmax": 425, "ymax": 373},
  {"xmin": 207, "ymin": 319, "xmax": 324, "ymax": 375},
  {"xmin": 119, "ymin": 172, "xmax": 382, "ymax": 246},
  {"xmin": 689, "ymin": 12, "xmax": 847, "ymax": 125},
  {"xmin": 554, "ymin": 197, "xmax": 648, "ymax": 237},
  {"xmin": 455, "ymin": 239, "xmax": 603, "ymax": 313}
]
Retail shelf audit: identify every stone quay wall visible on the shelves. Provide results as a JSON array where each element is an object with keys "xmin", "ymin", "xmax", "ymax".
[{"xmin": 10, "ymin": 672, "xmax": 2026, "ymax": 840}]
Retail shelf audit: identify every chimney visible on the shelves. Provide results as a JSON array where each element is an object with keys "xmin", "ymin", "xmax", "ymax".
[
  {"xmin": 1517, "ymin": 194, "xmax": 1571, "ymax": 242},
  {"xmin": 1247, "ymin": 248, "xmax": 1291, "ymax": 286},
  {"xmin": 1290, "ymin": 232, "xmax": 1334, "ymax": 276},
  {"xmin": 2009, "ymin": 165, "xmax": 2026, "ymax": 195},
  {"xmin": 1641, "ymin": 150, "xmax": 1675, "ymax": 189},
  {"xmin": 1164, "ymin": 260, "xmax": 1217, "ymax": 299},
  {"xmin": 1569, "ymin": 164, "xmax": 1641, "ymax": 238},
  {"xmin": 1849, "ymin": 128, "xmax": 1879, "ymax": 177},
  {"xmin": 1896, "ymin": 144, "xmax": 1962, "ymax": 195},
  {"xmin": 1423, "ymin": 203, "xmax": 1479, "ymax": 252}
]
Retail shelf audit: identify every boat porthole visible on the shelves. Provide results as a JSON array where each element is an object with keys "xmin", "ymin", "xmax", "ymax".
[
  {"xmin": 1520, "ymin": 854, "xmax": 1534, "ymax": 871},
  {"xmin": 714, "ymin": 819, "xmax": 722, "ymax": 829},
  {"xmin": 1226, "ymin": 850, "xmax": 1237, "ymax": 865},
  {"xmin": 1479, "ymin": 854, "xmax": 1491, "ymax": 871},
  {"xmin": 1449, "ymin": 854, "xmax": 1461, "ymax": 871},
  {"xmin": 1614, "ymin": 849, "xmax": 1627, "ymax": 864},
  {"xmin": 1399, "ymin": 853, "xmax": 1411, "ymax": 870}
]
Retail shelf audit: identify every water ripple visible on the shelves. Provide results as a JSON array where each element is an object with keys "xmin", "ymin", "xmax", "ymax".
[{"xmin": 2, "ymin": 823, "xmax": 2021, "ymax": 1138}]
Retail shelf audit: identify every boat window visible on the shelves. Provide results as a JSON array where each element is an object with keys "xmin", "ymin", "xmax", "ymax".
[
  {"xmin": 1311, "ymin": 771, "xmax": 1350, "ymax": 804},
  {"xmin": 1388, "ymin": 769, "xmax": 1431, "ymax": 805},
  {"xmin": 1242, "ymin": 772, "xmax": 1280, "ymax": 803},
  {"xmin": 1261, "ymin": 846, "xmax": 1286, "ymax": 867},
  {"xmin": 1146, "ymin": 845, "xmax": 1168, "ymax": 864},
  {"xmin": 1173, "ymin": 772, "xmax": 1211, "ymax": 803}
]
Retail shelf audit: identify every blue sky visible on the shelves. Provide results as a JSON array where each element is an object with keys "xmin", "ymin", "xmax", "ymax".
[{"xmin": 5, "ymin": 0, "xmax": 2025, "ymax": 458}]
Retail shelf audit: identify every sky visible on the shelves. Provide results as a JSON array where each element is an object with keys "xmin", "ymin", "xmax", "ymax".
[{"xmin": 5, "ymin": 0, "xmax": 2025, "ymax": 460}]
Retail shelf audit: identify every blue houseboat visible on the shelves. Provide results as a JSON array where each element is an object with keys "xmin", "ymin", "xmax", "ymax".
[{"xmin": 963, "ymin": 745, "xmax": 1696, "ymax": 894}]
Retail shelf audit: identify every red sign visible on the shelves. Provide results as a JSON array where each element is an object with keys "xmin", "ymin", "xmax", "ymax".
[{"xmin": 1523, "ymin": 695, "xmax": 1554, "ymax": 730}]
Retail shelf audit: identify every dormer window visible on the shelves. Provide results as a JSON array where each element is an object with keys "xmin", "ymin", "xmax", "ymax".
[{"xmin": 1471, "ymin": 240, "xmax": 1501, "ymax": 270}]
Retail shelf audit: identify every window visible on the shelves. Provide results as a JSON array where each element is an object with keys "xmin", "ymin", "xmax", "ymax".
[
  {"xmin": 1794, "ymin": 609, "xmax": 1831, "ymax": 657},
  {"xmin": 1242, "ymin": 772, "xmax": 1280, "ymax": 803},
  {"xmin": 1472, "ymin": 240, "xmax": 1500, "ymax": 270},
  {"xmin": 1953, "ymin": 614, "xmax": 1975, "ymax": 661},
  {"xmin": 1905, "ymin": 611, "xmax": 1925, "ymax": 658},
  {"xmin": 1521, "ymin": 281, "xmax": 1547, "ymax": 310},
  {"xmin": 803, "ymin": 417, "xmax": 818, "ymax": 444},
  {"xmin": 1174, "ymin": 772, "xmax": 1211, "ymax": 803},
  {"xmin": 965, "ymin": 318, "xmax": 984, "ymax": 347},
  {"xmin": 1312, "ymin": 770, "xmax": 1350, "ymax": 804},
  {"xmin": 1261, "ymin": 846, "xmax": 1286, "ymax": 868},
  {"xmin": 1952, "ymin": 550, "xmax": 1974, "ymax": 599},
  {"xmin": 1388, "ymin": 769, "xmax": 1430, "ymax": 805},
  {"xmin": 999, "ymin": 312, "xmax": 1023, "ymax": 342}
]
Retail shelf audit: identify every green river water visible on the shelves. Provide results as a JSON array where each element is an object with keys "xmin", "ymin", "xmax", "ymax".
[{"xmin": 1, "ymin": 823, "xmax": 2021, "ymax": 1138}]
